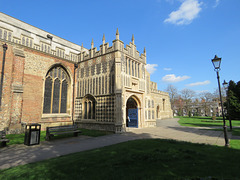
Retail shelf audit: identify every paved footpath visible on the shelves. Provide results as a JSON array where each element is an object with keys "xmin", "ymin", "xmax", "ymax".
[{"xmin": 0, "ymin": 118, "xmax": 234, "ymax": 170}]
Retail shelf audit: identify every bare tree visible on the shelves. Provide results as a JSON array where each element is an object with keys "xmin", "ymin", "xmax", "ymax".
[
  {"xmin": 180, "ymin": 88, "xmax": 196, "ymax": 115},
  {"xmin": 165, "ymin": 84, "xmax": 178, "ymax": 112},
  {"xmin": 199, "ymin": 92, "xmax": 214, "ymax": 116}
]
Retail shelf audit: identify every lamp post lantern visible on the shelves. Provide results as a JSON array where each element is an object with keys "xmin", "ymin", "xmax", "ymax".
[
  {"xmin": 223, "ymin": 80, "xmax": 232, "ymax": 130},
  {"xmin": 212, "ymin": 55, "xmax": 229, "ymax": 147}
]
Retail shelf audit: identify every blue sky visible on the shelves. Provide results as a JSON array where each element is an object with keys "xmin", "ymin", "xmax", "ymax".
[{"xmin": 1, "ymin": 0, "xmax": 240, "ymax": 94}]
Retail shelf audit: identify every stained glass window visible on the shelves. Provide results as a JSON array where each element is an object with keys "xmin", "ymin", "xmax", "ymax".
[
  {"xmin": 61, "ymin": 80, "xmax": 68, "ymax": 113},
  {"xmin": 52, "ymin": 79, "xmax": 60, "ymax": 113},
  {"xmin": 43, "ymin": 66, "xmax": 69, "ymax": 114},
  {"xmin": 43, "ymin": 77, "xmax": 52, "ymax": 113}
]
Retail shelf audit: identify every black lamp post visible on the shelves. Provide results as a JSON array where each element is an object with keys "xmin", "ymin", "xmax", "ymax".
[
  {"xmin": 211, "ymin": 55, "xmax": 229, "ymax": 147},
  {"xmin": 0, "ymin": 43, "xmax": 8, "ymax": 110},
  {"xmin": 223, "ymin": 80, "xmax": 232, "ymax": 130}
]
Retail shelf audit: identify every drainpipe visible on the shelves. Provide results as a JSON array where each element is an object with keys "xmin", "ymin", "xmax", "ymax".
[
  {"xmin": 0, "ymin": 43, "xmax": 8, "ymax": 110},
  {"xmin": 72, "ymin": 63, "xmax": 78, "ymax": 125}
]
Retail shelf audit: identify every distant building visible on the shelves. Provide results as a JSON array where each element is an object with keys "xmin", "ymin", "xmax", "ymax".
[
  {"xmin": 0, "ymin": 12, "xmax": 172, "ymax": 133},
  {"xmin": 172, "ymin": 97, "xmax": 222, "ymax": 117}
]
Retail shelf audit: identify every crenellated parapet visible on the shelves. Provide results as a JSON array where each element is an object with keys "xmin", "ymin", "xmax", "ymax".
[
  {"xmin": 79, "ymin": 29, "xmax": 146, "ymax": 64},
  {"xmin": 0, "ymin": 12, "xmax": 88, "ymax": 63}
]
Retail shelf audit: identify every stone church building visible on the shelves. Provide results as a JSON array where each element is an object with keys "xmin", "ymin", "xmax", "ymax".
[{"xmin": 0, "ymin": 12, "xmax": 172, "ymax": 133}]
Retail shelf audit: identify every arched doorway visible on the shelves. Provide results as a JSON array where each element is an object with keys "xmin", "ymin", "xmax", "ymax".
[{"xmin": 126, "ymin": 97, "xmax": 138, "ymax": 128}]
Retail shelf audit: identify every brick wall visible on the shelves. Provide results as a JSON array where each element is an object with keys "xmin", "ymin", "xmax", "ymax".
[
  {"xmin": 0, "ymin": 41, "xmax": 76, "ymax": 133},
  {"xmin": 0, "ymin": 42, "xmax": 14, "ymax": 131}
]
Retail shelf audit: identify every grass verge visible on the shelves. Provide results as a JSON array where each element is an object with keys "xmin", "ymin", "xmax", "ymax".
[
  {"xmin": 6, "ymin": 128, "xmax": 113, "ymax": 146},
  {"xmin": 1, "ymin": 139, "xmax": 240, "ymax": 179},
  {"xmin": 177, "ymin": 116, "xmax": 240, "ymax": 128}
]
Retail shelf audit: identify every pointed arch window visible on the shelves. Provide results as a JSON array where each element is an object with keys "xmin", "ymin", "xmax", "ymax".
[
  {"xmin": 83, "ymin": 95, "xmax": 96, "ymax": 119},
  {"xmin": 43, "ymin": 66, "xmax": 70, "ymax": 114}
]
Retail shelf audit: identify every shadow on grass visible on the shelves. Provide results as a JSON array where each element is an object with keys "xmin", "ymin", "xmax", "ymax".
[
  {"xmin": 1, "ymin": 119, "xmax": 240, "ymax": 179},
  {"xmin": 1, "ymin": 138, "xmax": 240, "ymax": 179}
]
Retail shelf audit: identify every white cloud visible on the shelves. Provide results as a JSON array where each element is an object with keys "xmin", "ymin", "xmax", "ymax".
[
  {"xmin": 146, "ymin": 64, "xmax": 158, "ymax": 74},
  {"xmin": 213, "ymin": 0, "xmax": 220, "ymax": 8},
  {"xmin": 164, "ymin": 68, "xmax": 172, "ymax": 71},
  {"xmin": 162, "ymin": 74, "xmax": 190, "ymax": 83},
  {"xmin": 164, "ymin": 0, "xmax": 202, "ymax": 25},
  {"xmin": 186, "ymin": 80, "xmax": 210, "ymax": 87}
]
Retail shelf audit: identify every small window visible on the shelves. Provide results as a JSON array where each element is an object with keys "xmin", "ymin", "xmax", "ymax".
[{"xmin": 148, "ymin": 110, "xmax": 151, "ymax": 119}]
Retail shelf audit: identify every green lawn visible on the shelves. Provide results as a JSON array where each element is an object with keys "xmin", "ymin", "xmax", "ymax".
[
  {"xmin": 176, "ymin": 116, "xmax": 240, "ymax": 149},
  {"xmin": 6, "ymin": 128, "xmax": 113, "ymax": 146},
  {"xmin": 177, "ymin": 116, "xmax": 240, "ymax": 128},
  {"xmin": 1, "ymin": 139, "xmax": 240, "ymax": 180}
]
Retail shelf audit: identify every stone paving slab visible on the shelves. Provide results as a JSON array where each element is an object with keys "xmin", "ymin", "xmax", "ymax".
[{"xmin": 0, "ymin": 118, "xmax": 234, "ymax": 170}]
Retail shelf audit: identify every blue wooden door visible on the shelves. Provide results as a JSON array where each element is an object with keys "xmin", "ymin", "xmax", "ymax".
[{"xmin": 128, "ymin": 108, "xmax": 138, "ymax": 128}]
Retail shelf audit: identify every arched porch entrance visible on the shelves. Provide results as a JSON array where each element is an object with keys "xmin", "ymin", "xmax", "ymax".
[{"xmin": 126, "ymin": 96, "xmax": 139, "ymax": 128}]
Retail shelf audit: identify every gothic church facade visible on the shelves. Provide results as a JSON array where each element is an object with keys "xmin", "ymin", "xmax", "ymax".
[{"xmin": 0, "ymin": 12, "xmax": 172, "ymax": 133}]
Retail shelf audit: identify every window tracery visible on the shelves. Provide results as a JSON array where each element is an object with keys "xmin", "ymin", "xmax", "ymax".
[{"xmin": 43, "ymin": 66, "xmax": 69, "ymax": 114}]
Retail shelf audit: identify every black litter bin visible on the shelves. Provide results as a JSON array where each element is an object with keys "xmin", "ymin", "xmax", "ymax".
[{"xmin": 24, "ymin": 123, "xmax": 41, "ymax": 146}]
